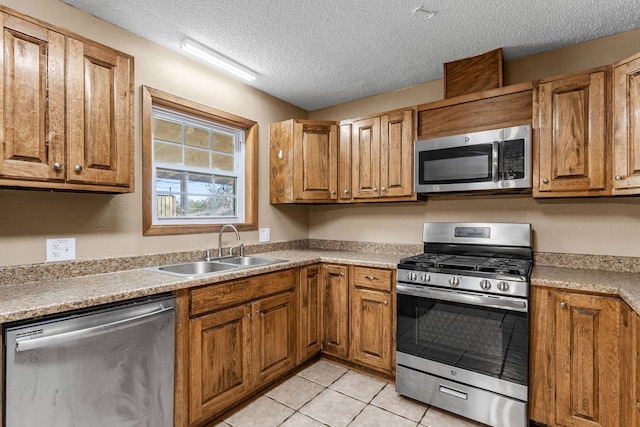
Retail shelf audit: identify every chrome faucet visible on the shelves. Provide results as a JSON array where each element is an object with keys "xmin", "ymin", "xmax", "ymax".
[{"xmin": 216, "ymin": 224, "xmax": 243, "ymax": 258}]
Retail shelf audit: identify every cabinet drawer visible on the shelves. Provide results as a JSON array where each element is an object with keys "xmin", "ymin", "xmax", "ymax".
[
  {"xmin": 190, "ymin": 269, "xmax": 296, "ymax": 317},
  {"xmin": 353, "ymin": 267, "xmax": 392, "ymax": 292}
]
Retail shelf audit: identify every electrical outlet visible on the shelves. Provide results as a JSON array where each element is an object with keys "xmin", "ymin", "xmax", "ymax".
[
  {"xmin": 46, "ymin": 238, "xmax": 76, "ymax": 262},
  {"xmin": 259, "ymin": 228, "xmax": 271, "ymax": 243}
]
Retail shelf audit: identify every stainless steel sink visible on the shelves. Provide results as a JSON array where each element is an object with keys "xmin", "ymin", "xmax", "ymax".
[
  {"xmin": 148, "ymin": 256, "xmax": 287, "ymax": 278},
  {"xmin": 218, "ymin": 256, "xmax": 285, "ymax": 267},
  {"xmin": 156, "ymin": 261, "xmax": 238, "ymax": 276}
]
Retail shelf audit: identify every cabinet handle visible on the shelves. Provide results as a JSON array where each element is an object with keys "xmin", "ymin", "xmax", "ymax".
[
  {"xmin": 560, "ymin": 302, "xmax": 567, "ymax": 309},
  {"xmin": 615, "ymin": 175, "xmax": 625, "ymax": 181},
  {"xmin": 74, "ymin": 164, "xmax": 83, "ymax": 172},
  {"xmin": 53, "ymin": 162, "xmax": 62, "ymax": 171},
  {"xmin": 364, "ymin": 275, "xmax": 379, "ymax": 280},
  {"xmin": 542, "ymin": 178, "xmax": 549, "ymax": 184}
]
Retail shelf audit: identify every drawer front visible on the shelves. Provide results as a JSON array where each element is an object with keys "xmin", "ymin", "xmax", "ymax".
[
  {"xmin": 190, "ymin": 269, "xmax": 297, "ymax": 317},
  {"xmin": 353, "ymin": 267, "xmax": 392, "ymax": 292}
]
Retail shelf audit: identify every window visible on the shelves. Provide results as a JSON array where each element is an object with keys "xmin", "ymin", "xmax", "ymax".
[{"xmin": 142, "ymin": 86, "xmax": 257, "ymax": 236}]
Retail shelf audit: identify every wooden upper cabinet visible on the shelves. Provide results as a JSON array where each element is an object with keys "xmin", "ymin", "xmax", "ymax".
[
  {"xmin": 613, "ymin": 52, "xmax": 640, "ymax": 195},
  {"xmin": 534, "ymin": 67, "xmax": 610, "ymax": 197},
  {"xmin": 0, "ymin": 9, "xmax": 134, "ymax": 192},
  {"xmin": 352, "ymin": 116, "xmax": 381, "ymax": 199},
  {"xmin": 380, "ymin": 109, "xmax": 413, "ymax": 198},
  {"xmin": 0, "ymin": 13, "xmax": 65, "ymax": 182},
  {"xmin": 350, "ymin": 107, "xmax": 417, "ymax": 201},
  {"xmin": 269, "ymin": 119, "xmax": 338, "ymax": 203},
  {"xmin": 67, "ymin": 38, "xmax": 133, "ymax": 188}
]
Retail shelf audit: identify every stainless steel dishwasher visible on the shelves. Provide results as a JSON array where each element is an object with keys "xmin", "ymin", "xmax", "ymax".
[{"xmin": 3, "ymin": 293, "xmax": 175, "ymax": 427}]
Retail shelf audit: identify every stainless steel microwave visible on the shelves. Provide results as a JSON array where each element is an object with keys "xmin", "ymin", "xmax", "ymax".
[{"xmin": 414, "ymin": 125, "xmax": 531, "ymax": 194}]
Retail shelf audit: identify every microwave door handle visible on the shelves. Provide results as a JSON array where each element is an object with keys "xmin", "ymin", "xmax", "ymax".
[{"xmin": 492, "ymin": 141, "xmax": 500, "ymax": 182}]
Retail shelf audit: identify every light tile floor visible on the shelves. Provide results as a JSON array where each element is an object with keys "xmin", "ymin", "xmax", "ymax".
[{"xmin": 216, "ymin": 359, "xmax": 487, "ymax": 427}]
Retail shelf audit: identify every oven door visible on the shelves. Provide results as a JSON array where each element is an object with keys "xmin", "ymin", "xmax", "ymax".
[{"xmin": 396, "ymin": 283, "xmax": 528, "ymax": 401}]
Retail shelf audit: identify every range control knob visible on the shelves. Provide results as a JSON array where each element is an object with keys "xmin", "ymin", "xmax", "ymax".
[
  {"xmin": 420, "ymin": 273, "xmax": 431, "ymax": 283},
  {"xmin": 479, "ymin": 279, "xmax": 492, "ymax": 290},
  {"xmin": 448, "ymin": 276, "xmax": 460, "ymax": 287},
  {"xmin": 497, "ymin": 281, "xmax": 510, "ymax": 292},
  {"xmin": 407, "ymin": 272, "xmax": 417, "ymax": 281}
]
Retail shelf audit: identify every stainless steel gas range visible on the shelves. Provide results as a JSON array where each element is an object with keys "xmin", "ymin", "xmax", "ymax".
[{"xmin": 395, "ymin": 222, "xmax": 532, "ymax": 427}]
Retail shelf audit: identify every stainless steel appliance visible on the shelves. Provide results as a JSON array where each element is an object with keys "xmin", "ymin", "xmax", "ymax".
[
  {"xmin": 396, "ymin": 222, "xmax": 532, "ymax": 427},
  {"xmin": 3, "ymin": 294, "xmax": 176, "ymax": 427},
  {"xmin": 414, "ymin": 125, "xmax": 531, "ymax": 194}
]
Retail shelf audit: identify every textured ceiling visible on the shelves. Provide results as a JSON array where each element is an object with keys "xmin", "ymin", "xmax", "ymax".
[{"xmin": 61, "ymin": 0, "xmax": 640, "ymax": 111}]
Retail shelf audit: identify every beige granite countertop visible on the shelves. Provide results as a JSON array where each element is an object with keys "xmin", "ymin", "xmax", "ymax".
[
  {"xmin": 2, "ymin": 247, "xmax": 640, "ymax": 324},
  {"xmin": 533, "ymin": 265, "xmax": 640, "ymax": 313},
  {"xmin": 0, "ymin": 249, "xmax": 405, "ymax": 323}
]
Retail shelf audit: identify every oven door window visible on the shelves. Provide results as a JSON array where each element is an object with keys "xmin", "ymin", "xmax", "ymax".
[
  {"xmin": 418, "ymin": 144, "xmax": 493, "ymax": 185},
  {"xmin": 397, "ymin": 293, "xmax": 528, "ymax": 385}
]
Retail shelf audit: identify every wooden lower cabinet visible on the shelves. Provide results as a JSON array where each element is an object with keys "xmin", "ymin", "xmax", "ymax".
[
  {"xmin": 298, "ymin": 265, "xmax": 322, "ymax": 362},
  {"xmin": 251, "ymin": 291, "xmax": 297, "ymax": 386},
  {"xmin": 189, "ymin": 304, "xmax": 251, "ymax": 425},
  {"xmin": 321, "ymin": 264, "xmax": 349, "ymax": 358},
  {"xmin": 350, "ymin": 267, "xmax": 394, "ymax": 374},
  {"xmin": 632, "ymin": 311, "xmax": 640, "ymax": 426},
  {"xmin": 186, "ymin": 269, "xmax": 297, "ymax": 426},
  {"xmin": 530, "ymin": 286, "xmax": 629, "ymax": 427}
]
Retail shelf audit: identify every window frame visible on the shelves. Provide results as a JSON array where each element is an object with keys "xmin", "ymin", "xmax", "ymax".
[{"xmin": 142, "ymin": 86, "xmax": 258, "ymax": 236}]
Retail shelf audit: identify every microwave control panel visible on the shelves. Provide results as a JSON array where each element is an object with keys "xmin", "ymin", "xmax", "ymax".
[{"xmin": 501, "ymin": 139, "xmax": 526, "ymax": 180}]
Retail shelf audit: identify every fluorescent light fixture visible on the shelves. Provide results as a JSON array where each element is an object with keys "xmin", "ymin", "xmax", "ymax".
[{"xmin": 181, "ymin": 38, "xmax": 256, "ymax": 82}]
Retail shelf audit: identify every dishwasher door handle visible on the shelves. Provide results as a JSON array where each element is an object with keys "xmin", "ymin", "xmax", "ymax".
[{"xmin": 15, "ymin": 305, "xmax": 175, "ymax": 352}]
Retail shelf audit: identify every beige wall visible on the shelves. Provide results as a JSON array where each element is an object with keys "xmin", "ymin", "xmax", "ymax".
[
  {"xmin": 308, "ymin": 29, "xmax": 640, "ymax": 257},
  {"xmin": 1, "ymin": 1, "xmax": 640, "ymax": 267},
  {"xmin": 0, "ymin": 0, "xmax": 309, "ymax": 267}
]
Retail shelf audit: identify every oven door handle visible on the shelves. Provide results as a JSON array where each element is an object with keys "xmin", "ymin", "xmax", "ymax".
[{"xmin": 396, "ymin": 283, "xmax": 528, "ymax": 312}]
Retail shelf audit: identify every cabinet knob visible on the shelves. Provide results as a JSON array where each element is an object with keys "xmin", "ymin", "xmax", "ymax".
[
  {"xmin": 615, "ymin": 175, "xmax": 625, "ymax": 181},
  {"xmin": 53, "ymin": 162, "xmax": 62, "ymax": 171},
  {"xmin": 364, "ymin": 275, "xmax": 379, "ymax": 280},
  {"xmin": 560, "ymin": 302, "xmax": 567, "ymax": 309},
  {"xmin": 74, "ymin": 164, "xmax": 83, "ymax": 172},
  {"xmin": 331, "ymin": 190, "xmax": 336, "ymax": 195},
  {"xmin": 372, "ymin": 187, "xmax": 377, "ymax": 192},
  {"xmin": 343, "ymin": 189, "xmax": 349, "ymax": 194},
  {"xmin": 383, "ymin": 301, "xmax": 388, "ymax": 306},
  {"xmin": 542, "ymin": 178, "xmax": 549, "ymax": 184},
  {"xmin": 247, "ymin": 313, "xmax": 252, "ymax": 318},
  {"xmin": 339, "ymin": 273, "xmax": 345, "ymax": 277},
  {"xmin": 381, "ymin": 187, "xmax": 386, "ymax": 192}
]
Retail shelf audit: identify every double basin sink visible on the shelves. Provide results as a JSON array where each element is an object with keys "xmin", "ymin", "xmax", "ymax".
[{"xmin": 148, "ymin": 256, "xmax": 287, "ymax": 278}]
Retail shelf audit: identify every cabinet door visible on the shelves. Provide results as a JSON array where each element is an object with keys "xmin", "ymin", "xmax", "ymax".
[
  {"xmin": 299, "ymin": 265, "xmax": 322, "ymax": 362},
  {"xmin": 0, "ymin": 13, "xmax": 65, "ymax": 182},
  {"xmin": 293, "ymin": 121, "xmax": 338, "ymax": 201},
  {"xmin": 535, "ymin": 68, "xmax": 609, "ymax": 197},
  {"xmin": 528, "ymin": 286, "xmax": 556, "ymax": 425},
  {"xmin": 380, "ymin": 109, "xmax": 413, "ymax": 198},
  {"xmin": 352, "ymin": 117, "xmax": 381, "ymax": 199},
  {"xmin": 350, "ymin": 287, "xmax": 393, "ymax": 373},
  {"xmin": 67, "ymin": 38, "xmax": 132, "ymax": 188},
  {"xmin": 613, "ymin": 53, "xmax": 640, "ymax": 195},
  {"xmin": 555, "ymin": 292, "xmax": 622, "ymax": 427},
  {"xmin": 631, "ymin": 311, "xmax": 640, "ymax": 427},
  {"xmin": 338, "ymin": 122, "xmax": 352, "ymax": 201},
  {"xmin": 189, "ymin": 305, "xmax": 251, "ymax": 425},
  {"xmin": 321, "ymin": 264, "xmax": 349, "ymax": 357},
  {"xmin": 252, "ymin": 291, "xmax": 297, "ymax": 386}
]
